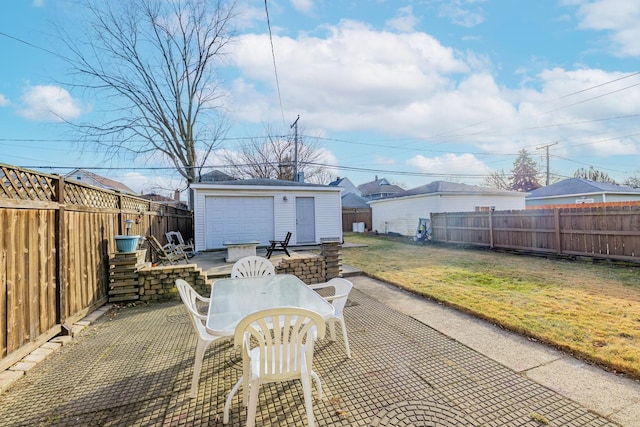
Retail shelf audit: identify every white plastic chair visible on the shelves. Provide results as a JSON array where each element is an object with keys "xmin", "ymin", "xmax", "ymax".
[
  {"xmin": 223, "ymin": 307, "xmax": 326, "ymax": 427},
  {"xmin": 308, "ymin": 278, "xmax": 353, "ymax": 358},
  {"xmin": 166, "ymin": 231, "xmax": 195, "ymax": 256},
  {"xmin": 175, "ymin": 279, "xmax": 226, "ymax": 398},
  {"xmin": 231, "ymin": 256, "xmax": 275, "ymax": 278}
]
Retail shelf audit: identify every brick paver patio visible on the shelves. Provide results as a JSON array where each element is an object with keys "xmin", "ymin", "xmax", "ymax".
[{"xmin": 0, "ymin": 287, "xmax": 618, "ymax": 426}]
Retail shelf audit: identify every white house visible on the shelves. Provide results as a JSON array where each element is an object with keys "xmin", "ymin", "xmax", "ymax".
[
  {"xmin": 369, "ymin": 181, "xmax": 526, "ymax": 236},
  {"xmin": 191, "ymin": 178, "xmax": 343, "ymax": 251}
]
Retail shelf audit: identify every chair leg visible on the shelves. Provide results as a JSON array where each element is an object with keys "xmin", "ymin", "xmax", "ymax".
[
  {"xmin": 301, "ymin": 373, "xmax": 315, "ymax": 427},
  {"xmin": 266, "ymin": 244, "xmax": 275, "ymax": 259},
  {"xmin": 311, "ymin": 370, "xmax": 322, "ymax": 400},
  {"xmin": 223, "ymin": 376, "xmax": 243, "ymax": 424},
  {"xmin": 282, "ymin": 245, "xmax": 290, "ymax": 256},
  {"xmin": 339, "ymin": 318, "xmax": 351, "ymax": 358},
  {"xmin": 190, "ymin": 339, "xmax": 212, "ymax": 398},
  {"xmin": 246, "ymin": 379, "xmax": 260, "ymax": 427},
  {"xmin": 328, "ymin": 319, "xmax": 337, "ymax": 341}
]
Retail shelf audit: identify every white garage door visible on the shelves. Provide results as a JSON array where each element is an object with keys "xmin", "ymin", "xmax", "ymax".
[{"xmin": 205, "ymin": 196, "xmax": 274, "ymax": 249}]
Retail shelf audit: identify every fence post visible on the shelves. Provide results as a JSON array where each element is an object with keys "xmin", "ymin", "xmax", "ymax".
[
  {"xmin": 489, "ymin": 209, "xmax": 494, "ymax": 248},
  {"xmin": 54, "ymin": 176, "xmax": 67, "ymax": 327},
  {"xmin": 444, "ymin": 212, "xmax": 449, "ymax": 243},
  {"xmin": 554, "ymin": 209, "xmax": 562, "ymax": 255},
  {"xmin": 118, "ymin": 194, "xmax": 125, "ymax": 235}
]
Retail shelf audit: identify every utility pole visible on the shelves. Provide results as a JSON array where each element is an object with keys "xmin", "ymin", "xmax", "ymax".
[
  {"xmin": 290, "ymin": 115, "xmax": 300, "ymax": 182},
  {"xmin": 536, "ymin": 142, "xmax": 558, "ymax": 186}
]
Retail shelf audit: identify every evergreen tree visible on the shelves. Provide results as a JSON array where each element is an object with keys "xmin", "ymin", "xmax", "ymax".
[{"xmin": 511, "ymin": 149, "xmax": 541, "ymax": 192}]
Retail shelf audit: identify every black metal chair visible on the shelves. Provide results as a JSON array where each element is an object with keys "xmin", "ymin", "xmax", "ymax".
[{"xmin": 266, "ymin": 231, "xmax": 292, "ymax": 259}]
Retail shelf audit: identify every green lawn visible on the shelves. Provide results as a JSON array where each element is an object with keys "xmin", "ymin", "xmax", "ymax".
[{"xmin": 341, "ymin": 232, "xmax": 640, "ymax": 379}]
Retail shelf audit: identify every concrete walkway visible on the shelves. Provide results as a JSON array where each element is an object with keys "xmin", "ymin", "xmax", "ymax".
[
  {"xmin": 351, "ymin": 275, "xmax": 640, "ymax": 427},
  {"xmin": 1, "ymin": 249, "xmax": 639, "ymax": 425}
]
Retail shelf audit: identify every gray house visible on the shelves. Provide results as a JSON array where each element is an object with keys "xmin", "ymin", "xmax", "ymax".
[
  {"xmin": 369, "ymin": 181, "xmax": 526, "ymax": 236},
  {"xmin": 526, "ymin": 178, "xmax": 640, "ymax": 207},
  {"xmin": 65, "ymin": 168, "xmax": 137, "ymax": 196},
  {"xmin": 358, "ymin": 176, "xmax": 404, "ymax": 200},
  {"xmin": 191, "ymin": 178, "xmax": 342, "ymax": 251}
]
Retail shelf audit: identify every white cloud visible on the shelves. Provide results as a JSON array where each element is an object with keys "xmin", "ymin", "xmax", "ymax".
[
  {"xmin": 0, "ymin": 94, "xmax": 9, "ymax": 107},
  {"xmin": 232, "ymin": 20, "xmax": 470, "ymax": 134},
  {"xmin": 385, "ymin": 6, "xmax": 419, "ymax": 33},
  {"xmin": 18, "ymin": 85, "xmax": 84, "ymax": 122},
  {"xmin": 406, "ymin": 153, "xmax": 492, "ymax": 184},
  {"xmin": 290, "ymin": 0, "xmax": 314, "ymax": 14},
  {"xmin": 374, "ymin": 155, "xmax": 396, "ymax": 166},
  {"xmin": 33, "ymin": 0, "xmax": 44, "ymax": 7},
  {"xmin": 120, "ymin": 171, "xmax": 185, "ymax": 197},
  {"xmin": 229, "ymin": 18, "xmax": 640, "ymax": 179},
  {"xmin": 436, "ymin": 0, "xmax": 486, "ymax": 28},
  {"xmin": 571, "ymin": 0, "xmax": 640, "ymax": 57}
]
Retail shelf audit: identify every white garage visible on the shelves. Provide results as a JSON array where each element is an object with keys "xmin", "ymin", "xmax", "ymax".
[
  {"xmin": 191, "ymin": 178, "xmax": 343, "ymax": 251},
  {"xmin": 369, "ymin": 181, "xmax": 526, "ymax": 236}
]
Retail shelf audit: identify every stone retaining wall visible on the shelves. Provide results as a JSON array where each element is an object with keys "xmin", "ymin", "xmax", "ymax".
[
  {"xmin": 109, "ymin": 243, "xmax": 343, "ymax": 303},
  {"xmin": 274, "ymin": 254, "xmax": 325, "ymax": 284},
  {"xmin": 138, "ymin": 265, "xmax": 211, "ymax": 302}
]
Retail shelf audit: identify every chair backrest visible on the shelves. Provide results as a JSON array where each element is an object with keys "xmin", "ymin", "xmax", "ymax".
[
  {"xmin": 175, "ymin": 279, "xmax": 208, "ymax": 337},
  {"xmin": 231, "ymin": 256, "xmax": 275, "ymax": 278},
  {"xmin": 147, "ymin": 235, "xmax": 169, "ymax": 257},
  {"xmin": 282, "ymin": 231, "xmax": 292, "ymax": 245},
  {"xmin": 234, "ymin": 307, "xmax": 326, "ymax": 381},
  {"xmin": 166, "ymin": 231, "xmax": 181, "ymax": 246},
  {"xmin": 324, "ymin": 278, "xmax": 353, "ymax": 316}
]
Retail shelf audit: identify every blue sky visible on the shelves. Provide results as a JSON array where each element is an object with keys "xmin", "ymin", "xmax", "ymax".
[{"xmin": 1, "ymin": 0, "xmax": 640, "ymax": 197}]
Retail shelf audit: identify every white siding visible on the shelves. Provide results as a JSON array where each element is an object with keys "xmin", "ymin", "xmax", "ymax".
[
  {"xmin": 371, "ymin": 193, "xmax": 526, "ymax": 237},
  {"xmin": 192, "ymin": 185, "xmax": 342, "ymax": 250},
  {"xmin": 314, "ymin": 192, "xmax": 343, "ymax": 240}
]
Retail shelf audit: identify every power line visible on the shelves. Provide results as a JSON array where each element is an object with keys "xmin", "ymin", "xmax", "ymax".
[{"xmin": 264, "ymin": 0, "xmax": 286, "ymax": 127}]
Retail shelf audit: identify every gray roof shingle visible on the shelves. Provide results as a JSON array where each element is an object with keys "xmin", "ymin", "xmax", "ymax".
[{"xmin": 527, "ymin": 178, "xmax": 640, "ymax": 198}]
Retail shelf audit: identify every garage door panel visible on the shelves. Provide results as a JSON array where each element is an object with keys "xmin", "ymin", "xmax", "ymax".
[{"xmin": 205, "ymin": 197, "xmax": 274, "ymax": 249}]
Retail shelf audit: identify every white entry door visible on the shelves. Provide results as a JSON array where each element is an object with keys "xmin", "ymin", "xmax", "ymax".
[
  {"xmin": 205, "ymin": 196, "xmax": 274, "ymax": 249},
  {"xmin": 296, "ymin": 197, "xmax": 315, "ymax": 244}
]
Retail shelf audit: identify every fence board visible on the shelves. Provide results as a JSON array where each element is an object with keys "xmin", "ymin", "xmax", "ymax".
[
  {"xmin": 431, "ymin": 207, "xmax": 640, "ymax": 262},
  {"xmin": 1, "ymin": 163, "xmax": 192, "ymax": 370}
]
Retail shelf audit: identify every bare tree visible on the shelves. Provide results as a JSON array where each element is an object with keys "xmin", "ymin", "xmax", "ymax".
[
  {"xmin": 483, "ymin": 169, "xmax": 510, "ymax": 190},
  {"xmin": 623, "ymin": 175, "xmax": 640, "ymax": 188},
  {"xmin": 574, "ymin": 166, "xmax": 617, "ymax": 184},
  {"xmin": 58, "ymin": 0, "xmax": 237, "ymax": 191},
  {"xmin": 222, "ymin": 126, "xmax": 332, "ymax": 184}
]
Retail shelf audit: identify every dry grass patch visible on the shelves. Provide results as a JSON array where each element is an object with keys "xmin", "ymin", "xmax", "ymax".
[{"xmin": 342, "ymin": 233, "xmax": 640, "ymax": 378}]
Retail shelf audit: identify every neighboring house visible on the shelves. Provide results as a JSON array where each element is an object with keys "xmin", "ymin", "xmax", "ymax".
[
  {"xmin": 139, "ymin": 190, "xmax": 188, "ymax": 210},
  {"xmin": 190, "ymin": 178, "xmax": 342, "ymax": 251},
  {"xmin": 358, "ymin": 176, "xmax": 404, "ymax": 200},
  {"xmin": 526, "ymin": 178, "xmax": 640, "ymax": 207},
  {"xmin": 65, "ymin": 168, "xmax": 137, "ymax": 195},
  {"xmin": 329, "ymin": 176, "xmax": 362, "ymax": 196},
  {"xmin": 199, "ymin": 169, "xmax": 236, "ymax": 182},
  {"xmin": 369, "ymin": 181, "xmax": 526, "ymax": 236}
]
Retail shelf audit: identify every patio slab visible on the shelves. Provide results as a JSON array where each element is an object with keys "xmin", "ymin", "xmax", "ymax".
[{"xmin": 0, "ymin": 275, "xmax": 626, "ymax": 426}]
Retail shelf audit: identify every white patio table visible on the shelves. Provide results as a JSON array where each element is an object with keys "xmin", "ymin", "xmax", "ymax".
[{"xmin": 206, "ymin": 274, "xmax": 335, "ymax": 336}]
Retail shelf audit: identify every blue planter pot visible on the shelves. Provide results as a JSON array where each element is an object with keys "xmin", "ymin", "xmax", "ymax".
[{"xmin": 114, "ymin": 235, "xmax": 141, "ymax": 253}]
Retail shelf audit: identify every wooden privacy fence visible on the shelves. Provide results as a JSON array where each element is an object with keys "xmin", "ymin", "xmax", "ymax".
[
  {"xmin": 0, "ymin": 163, "xmax": 192, "ymax": 370},
  {"xmin": 342, "ymin": 208, "xmax": 372, "ymax": 232},
  {"xmin": 431, "ymin": 206, "xmax": 640, "ymax": 262}
]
